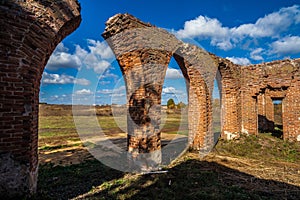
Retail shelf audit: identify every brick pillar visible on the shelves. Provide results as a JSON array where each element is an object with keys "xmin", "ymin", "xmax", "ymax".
[
  {"xmin": 284, "ymin": 77, "xmax": 300, "ymax": 141},
  {"xmin": 102, "ymin": 14, "xmax": 218, "ymax": 162},
  {"xmin": 217, "ymin": 60, "xmax": 241, "ymax": 140},
  {"xmin": 174, "ymin": 44, "xmax": 217, "ymax": 152},
  {"xmin": 102, "ymin": 14, "xmax": 181, "ymax": 171},
  {"xmin": 257, "ymin": 93, "xmax": 267, "ymax": 132},
  {"xmin": 117, "ymin": 50, "xmax": 172, "ymax": 171},
  {"xmin": 0, "ymin": 1, "xmax": 81, "ymax": 197},
  {"xmin": 221, "ymin": 82, "xmax": 240, "ymax": 138},
  {"xmin": 241, "ymin": 94, "xmax": 258, "ymax": 135},
  {"xmin": 187, "ymin": 73, "xmax": 209, "ymax": 150}
]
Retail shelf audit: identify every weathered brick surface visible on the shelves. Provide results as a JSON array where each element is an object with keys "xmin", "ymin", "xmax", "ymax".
[
  {"xmin": 0, "ymin": 9, "xmax": 299, "ymax": 197},
  {"xmin": 240, "ymin": 59, "xmax": 300, "ymax": 141},
  {"xmin": 102, "ymin": 14, "xmax": 218, "ymax": 169},
  {"xmin": 102, "ymin": 14, "xmax": 300, "ymax": 171},
  {"xmin": 212, "ymin": 57, "xmax": 300, "ymax": 141},
  {"xmin": 0, "ymin": 0, "xmax": 81, "ymax": 197},
  {"xmin": 213, "ymin": 56, "xmax": 242, "ymax": 139}
]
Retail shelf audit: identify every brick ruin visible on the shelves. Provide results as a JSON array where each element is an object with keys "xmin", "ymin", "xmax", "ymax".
[
  {"xmin": 102, "ymin": 14, "xmax": 219, "ymax": 170},
  {"xmin": 0, "ymin": 4, "xmax": 299, "ymax": 197},
  {"xmin": 0, "ymin": 0, "xmax": 81, "ymax": 197},
  {"xmin": 215, "ymin": 56, "xmax": 300, "ymax": 141},
  {"xmin": 102, "ymin": 14, "xmax": 300, "ymax": 158}
]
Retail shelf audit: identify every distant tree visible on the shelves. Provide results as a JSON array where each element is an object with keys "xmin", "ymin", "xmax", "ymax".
[
  {"xmin": 167, "ymin": 98, "xmax": 175, "ymax": 109},
  {"xmin": 177, "ymin": 101, "xmax": 186, "ymax": 109}
]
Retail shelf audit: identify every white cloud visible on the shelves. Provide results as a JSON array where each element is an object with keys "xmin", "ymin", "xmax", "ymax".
[
  {"xmin": 80, "ymin": 40, "xmax": 115, "ymax": 74},
  {"xmin": 75, "ymin": 89, "xmax": 93, "ymax": 95},
  {"xmin": 250, "ymin": 48, "xmax": 264, "ymax": 61},
  {"xmin": 162, "ymin": 87, "xmax": 184, "ymax": 95},
  {"xmin": 98, "ymin": 86, "xmax": 126, "ymax": 95},
  {"xmin": 226, "ymin": 57, "xmax": 251, "ymax": 65},
  {"xmin": 270, "ymin": 36, "xmax": 300, "ymax": 55},
  {"xmin": 42, "ymin": 72, "xmax": 90, "ymax": 86},
  {"xmin": 97, "ymin": 86, "xmax": 126, "ymax": 104},
  {"xmin": 45, "ymin": 94, "xmax": 71, "ymax": 104},
  {"xmin": 99, "ymin": 81, "xmax": 111, "ymax": 85},
  {"xmin": 231, "ymin": 6, "xmax": 300, "ymax": 38},
  {"xmin": 176, "ymin": 16, "xmax": 232, "ymax": 50},
  {"xmin": 165, "ymin": 68, "xmax": 183, "ymax": 79},
  {"xmin": 87, "ymin": 39, "xmax": 114, "ymax": 60},
  {"xmin": 46, "ymin": 40, "xmax": 115, "ymax": 74},
  {"xmin": 175, "ymin": 5, "xmax": 300, "ymax": 51},
  {"xmin": 177, "ymin": 16, "xmax": 230, "ymax": 39},
  {"xmin": 163, "ymin": 87, "xmax": 177, "ymax": 94},
  {"xmin": 46, "ymin": 43, "xmax": 82, "ymax": 71}
]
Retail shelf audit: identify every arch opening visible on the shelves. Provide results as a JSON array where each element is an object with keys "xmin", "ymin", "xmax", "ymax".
[
  {"xmin": 160, "ymin": 56, "xmax": 189, "ymax": 165},
  {"xmin": 212, "ymin": 72, "xmax": 222, "ymax": 145},
  {"xmin": 272, "ymin": 98, "xmax": 283, "ymax": 138}
]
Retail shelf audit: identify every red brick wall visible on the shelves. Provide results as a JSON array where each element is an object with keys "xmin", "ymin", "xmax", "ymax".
[
  {"xmin": 1, "ymin": 9, "xmax": 299, "ymax": 197},
  {"xmin": 0, "ymin": 0, "xmax": 81, "ymax": 197},
  {"xmin": 240, "ymin": 59, "xmax": 300, "ymax": 141}
]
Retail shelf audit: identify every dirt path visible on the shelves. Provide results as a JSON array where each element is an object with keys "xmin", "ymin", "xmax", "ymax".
[{"xmin": 39, "ymin": 133, "xmax": 187, "ymax": 166}]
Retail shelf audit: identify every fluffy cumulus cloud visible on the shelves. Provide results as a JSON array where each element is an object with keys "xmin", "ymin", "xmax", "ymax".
[
  {"xmin": 75, "ymin": 89, "xmax": 93, "ymax": 95},
  {"xmin": 162, "ymin": 87, "xmax": 187, "ymax": 104},
  {"xmin": 250, "ymin": 48, "xmax": 264, "ymax": 61},
  {"xmin": 46, "ymin": 43, "xmax": 82, "ymax": 71},
  {"xmin": 81, "ymin": 40, "xmax": 115, "ymax": 74},
  {"xmin": 176, "ymin": 5, "xmax": 300, "ymax": 54},
  {"xmin": 231, "ymin": 5, "xmax": 300, "ymax": 38},
  {"xmin": 42, "ymin": 72, "xmax": 90, "ymax": 86},
  {"xmin": 162, "ymin": 87, "xmax": 184, "ymax": 95},
  {"xmin": 165, "ymin": 68, "xmax": 184, "ymax": 79},
  {"xmin": 162, "ymin": 87, "xmax": 177, "ymax": 94},
  {"xmin": 270, "ymin": 36, "xmax": 300, "ymax": 55},
  {"xmin": 46, "ymin": 40, "xmax": 115, "ymax": 74},
  {"xmin": 176, "ymin": 16, "xmax": 232, "ymax": 50},
  {"xmin": 226, "ymin": 57, "xmax": 251, "ymax": 65}
]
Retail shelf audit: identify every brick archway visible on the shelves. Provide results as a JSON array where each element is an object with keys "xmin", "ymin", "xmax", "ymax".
[
  {"xmin": 0, "ymin": 0, "xmax": 81, "ymax": 197},
  {"xmin": 1, "ymin": 5, "xmax": 299, "ymax": 198},
  {"xmin": 102, "ymin": 14, "xmax": 219, "ymax": 171}
]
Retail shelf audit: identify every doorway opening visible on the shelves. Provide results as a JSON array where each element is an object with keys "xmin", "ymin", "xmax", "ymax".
[{"xmin": 272, "ymin": 99, "xmax": 283, "ymax": 138}]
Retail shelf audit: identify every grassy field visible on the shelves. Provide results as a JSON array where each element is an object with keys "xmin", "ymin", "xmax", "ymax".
[{"xmin": 34, "ymin": 104, "xmax": 300, "ymax": 200}]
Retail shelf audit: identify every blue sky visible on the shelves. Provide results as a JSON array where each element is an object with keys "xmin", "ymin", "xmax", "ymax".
[{"xmin": 40, "ymin": 0, "xmax": 300, "ymax": 105}]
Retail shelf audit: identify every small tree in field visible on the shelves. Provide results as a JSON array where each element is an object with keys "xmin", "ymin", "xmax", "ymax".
[
  {"xmin": 167, "ymin": 98, "xmax": 175, "ymax": 109},
  {"xmin": 177, "ymin": 101, "xmax": 186, "ymax": 109}
]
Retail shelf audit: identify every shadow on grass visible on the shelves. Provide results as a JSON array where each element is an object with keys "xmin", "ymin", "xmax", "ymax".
[
  {"xmin": 33, "ymin": 159, "xmax": 124, "ymax": 200},
  {"xmin": 36, "ymin": 158, "xmax": 300, "ymax": 200}
]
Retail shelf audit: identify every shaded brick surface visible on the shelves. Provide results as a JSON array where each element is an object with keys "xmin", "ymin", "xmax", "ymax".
[{"xmin": 0, "ymin": 0, "xmax": 81, "ymax": 197}]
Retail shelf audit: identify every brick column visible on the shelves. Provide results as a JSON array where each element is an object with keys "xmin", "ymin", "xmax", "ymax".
[
  {"xmin": 241, "ymin": 94, "xmax": 258, "ymax": 135},
  {"xmin": 284, "ymin": 76, "xmax": 300, "ymax": 141},
  {"xmin": 257, "ymin": 93, "xmax": 267, "ymax": 132},
  {"xmin": 217, "ymin": 60, "xmax": 241, "ymax": 140},
  {"xmin": 174, "ymin": 44, "xmax": 217, "ymax": 152},
  {"xmin": 118, "ymin": 50, "xmax": 172, "ymax": 171},
  {"xmin": 0, "ymin": 1, "xmax": 81, "ymax": 197},
  {"xmin": 102, "ymin": 14, "xmax": 181, "ymax": 171}
]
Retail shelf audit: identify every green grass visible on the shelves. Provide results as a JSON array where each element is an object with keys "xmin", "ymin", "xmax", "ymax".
[
  {"xmin": 30, "ymin": 155, "xmax": 300, "ymax": 200},
  {"xmin": 39, "ymin": 116, "xmax": 76, "ymax": 129},
  {"xmin": 215, "ymin": 134, "xmax": 300, "ymax": 163},
  {"xmin": 35, "ymin": 105, "xmax": 300, "ymax": 200},
  {"xmin": 38, "ymin": 143, "xmax": 82, "ymax": 151}
]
